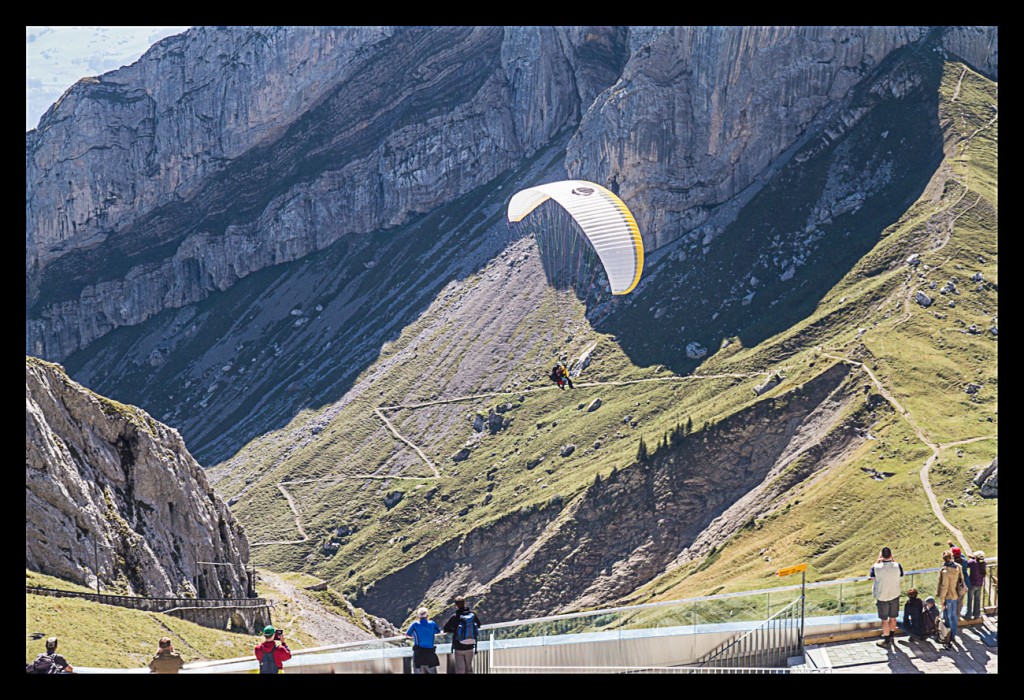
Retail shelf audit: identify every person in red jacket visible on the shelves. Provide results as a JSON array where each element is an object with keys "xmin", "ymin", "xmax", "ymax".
[{"xmin": 255, "ymin": 625, "xmax": 292, "ymax": 674}]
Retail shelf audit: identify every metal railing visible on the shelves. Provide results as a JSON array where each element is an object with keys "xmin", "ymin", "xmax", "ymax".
[
  {"xmin": 697, "ymin": 596, "xmax": 803, "ymax": 668},
  {"xmin": 25, "ymin": 586, "xmax": 272, "ymax": 611},
  {"xmin": 65, "ymin": 558, "xmax": 996, "ymax": 674}
]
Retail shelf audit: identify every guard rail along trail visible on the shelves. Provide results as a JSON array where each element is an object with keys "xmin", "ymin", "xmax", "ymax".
[{"xmin": 26, "ymin": 587, "xmax": 274, "ymax": 634}]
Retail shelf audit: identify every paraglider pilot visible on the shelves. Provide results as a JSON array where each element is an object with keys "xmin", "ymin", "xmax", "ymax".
[{"xmin": 550, "ymin": 363, "xmax": 574, "ymax": 389}]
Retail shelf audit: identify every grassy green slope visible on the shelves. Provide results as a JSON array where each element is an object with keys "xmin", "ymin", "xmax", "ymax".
[
  {"xmin": 26, "ymin": 571, "xmax": 255, "ymax": 669},
  {"xmin": 218, "ymin": 60, "xmax": 996, "ymax": 620},
  {"xmin": 629, "ymin": 61, "xmax": 998, "ymax": 604}
]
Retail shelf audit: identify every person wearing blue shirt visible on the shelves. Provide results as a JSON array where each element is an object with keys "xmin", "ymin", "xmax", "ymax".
[{"xmin": 406, "ymin": 607, "xmax": 442, "ymax": 674}]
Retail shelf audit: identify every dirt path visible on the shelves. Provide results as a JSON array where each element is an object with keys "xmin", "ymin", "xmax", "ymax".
[
  {"xmin": 253, "ymin": 369, "xmax": 772, "ymax": 546},
  {"xmin": 251, "ymin": 483, "xmax": 310, "ymax": 546},
  {"xmin": 257, "ymin": 569, "xmax": 381, "ymax": 646},
  {"xmin": 890, "ymin": 70, "xmax": 995, "ymax": 333},
  {"xmin": 822, "ymin": 352, "xmax": 994, "ymax": 553}
]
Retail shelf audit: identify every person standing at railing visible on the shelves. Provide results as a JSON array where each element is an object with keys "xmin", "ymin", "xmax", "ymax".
[
  {"xmin": 406, "ymin": 607, "xmax": 442, "ymax": 674},
  {"xmin": 442, "ymin": 595, "xmax": 482, "ymax": 674},
  {"xmin": 937, "ymin": 550, "xmax": 966, "ymax": 649},
  {"xmin": 869, "ymin": 546, "xmax": 904, "ymax": 648},
  {"xmin": 966, "ymin": 551, "xmax": 987, "ymax": 620},
  {"xmin": 26, "ymin": 636, "xmax": 73, "ymax": 674},
  {"xmin": 949, "ymin": 542, "xmax": 971, "ymax": 619},
  {"xmin": 255, "ymin": 625, "xmax": 291, "ymax": 673},
  {"xmin": 148, "ymin": 637, "xmax": 185, "ymax": 674}
]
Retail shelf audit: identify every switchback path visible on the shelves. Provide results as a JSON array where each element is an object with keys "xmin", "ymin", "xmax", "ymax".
[
  {"xmin": 822, "ymin": 352, "xmax": 994, "ymax": 554},
  {"xmin": 252, "ymin": 369, "xmax": 774, "ymax": 546}
]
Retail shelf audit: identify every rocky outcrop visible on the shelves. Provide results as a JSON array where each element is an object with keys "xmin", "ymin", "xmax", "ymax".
[
  {"xmin": 973, "ymin": 457, "xmax": 998, "ymax": 498},
  {"xmin": 565, "ymin": 26, "xmax": 933, "ymax": 250},
  {"xmin": 26, "ymin": 356, "xmax": 249, "ymax": 597},
  {"xmin": 941, "ymin": 26, "xmax": 998, "ymax": 80}
]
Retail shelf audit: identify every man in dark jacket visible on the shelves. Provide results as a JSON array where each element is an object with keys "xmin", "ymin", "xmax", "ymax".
[
  {"xmin": 442, "ymin": 595, "xmax": 483, "ymax": 674},
  {"xmin": 255, "ymin": 625, "xmax": 292, "ymax": 674}
]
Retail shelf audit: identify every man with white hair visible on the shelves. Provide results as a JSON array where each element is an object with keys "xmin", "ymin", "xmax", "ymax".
[{"xmin": 405, "ymin": 607, "xmax": 441, "ymax": 674}]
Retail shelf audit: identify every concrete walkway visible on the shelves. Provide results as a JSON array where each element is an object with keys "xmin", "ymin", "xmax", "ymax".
[{"xmin": 807, "ymin": 616, "xmax": 997, "ymax": 673}]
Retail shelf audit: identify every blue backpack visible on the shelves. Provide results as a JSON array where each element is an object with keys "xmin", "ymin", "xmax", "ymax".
[{"xmin": 455, "ymin": 611, "xmax": 479, "ymax": 645}]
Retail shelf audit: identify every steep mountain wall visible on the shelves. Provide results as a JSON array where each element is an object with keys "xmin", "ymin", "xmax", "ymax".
[
  {"xmin": 26, "ymin": 26, "xmax": 627, "ymax": 361},
  {"xmin": 28, "ymin": 27, "xmax": 996, "ymax": 363},
  {"xmin": 26, "ymin": 356, "xmax": 249, "ymax": 597}
]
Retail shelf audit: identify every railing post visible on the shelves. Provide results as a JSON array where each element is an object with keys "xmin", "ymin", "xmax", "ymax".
[
  {"xmin": 799, "ymin": 569, "xmax": 805, "ymax": 656},
  {"xmin": 838, "ymin": 583, "xmax": 844, "ymax": 631}
]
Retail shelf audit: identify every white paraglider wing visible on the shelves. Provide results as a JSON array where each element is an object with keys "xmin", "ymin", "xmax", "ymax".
[{"xmin": 507, "ymin": 180, "xmax": 643, "ymax": 294}]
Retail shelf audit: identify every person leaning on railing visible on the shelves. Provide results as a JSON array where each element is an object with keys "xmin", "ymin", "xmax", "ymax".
[
  {"xmin": 149, "ymin": 637, "xmax": 185, "ymax": 674},
  {"xmin": 966, "ymin": 551, "xmax": 987, "ymax": 620}
]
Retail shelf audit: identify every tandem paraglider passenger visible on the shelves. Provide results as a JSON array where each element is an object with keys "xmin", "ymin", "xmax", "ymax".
[{"xmin": 549, "ymin": 362, "xmax": 574, "ymax": 389}]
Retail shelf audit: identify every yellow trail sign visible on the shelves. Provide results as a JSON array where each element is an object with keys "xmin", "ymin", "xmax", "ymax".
[{"xmin": 776, "ymin": 563, "xmax": 807, "ymax": 577}]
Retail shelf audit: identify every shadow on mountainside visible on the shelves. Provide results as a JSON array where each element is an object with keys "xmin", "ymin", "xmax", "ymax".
[{"xmin": 596, "ymin": 43, "xmax": 946, "ymax": 377}]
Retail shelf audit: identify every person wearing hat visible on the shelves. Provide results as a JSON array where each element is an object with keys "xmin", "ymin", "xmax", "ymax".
[
  {"xmin": 26, "ymin": 636, "xmax": 73, "ymax": 674},
  {"xmin": 405, "ymin": 607, "xmax": 441, "ymax": 674},
  {"xmin": 948, "ymin": 541, "xmax": 970, "ymax": 619},
  {"xmin": 937, "ymin": 549, "xmax": 966, "ymax": 648},
  {"xmin": 921, "ymin": 596, "xmax": 940, "ymax": 640},
  {"xmin": 899, "ymin": 588, "xmax": 925, "ymax": 642},
  {"xmin": 255, "ymin": 625, "xmax": 291, "ymax": 674},
  {"xmin": 148, "ymin": 636, "xmax": 185, "ymax": 674},
  {"xmin": 966, "ymin": 550, "xmax": 988, "ymax": 619}
]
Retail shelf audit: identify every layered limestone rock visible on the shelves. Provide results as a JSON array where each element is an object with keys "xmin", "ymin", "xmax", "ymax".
[
  {"xmin": 566, "ymin": 26, "xmax": 936, "ymax": 250},
  {"xmin": 26, "ymin": 27, "xmax": 997, "ymax": 363},
  {"xmin": 27, "ymin": 26, "xmax": 627, "ymax": 361},
  {"xmin": 26, "ymin": 356, "xmax": 249, "ymax": 597}
]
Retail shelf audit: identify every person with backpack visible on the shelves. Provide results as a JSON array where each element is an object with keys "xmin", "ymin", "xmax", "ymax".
[
  {"xmin": 442, "ymin": 595, "xmax": 482, "ymax": 674},
  {"xmin": 405, "ymin": 607, "xmax": 442, "ymax": 674},
  {"xmin": 255, "ymin": 625, "xmax": 291, "ymax": 674},
  {"xmin": 148, "ymin": 636, "xmax": 185, "ymax": 673},
  {"xmin": 26, "ymin": 636, "xmax": 73, "ymax": 674}
]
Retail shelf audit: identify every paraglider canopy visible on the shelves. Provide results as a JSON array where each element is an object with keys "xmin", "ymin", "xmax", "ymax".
[{"xmin": 507, "ymin": 180, "xmax": 643, "ymax": 295}]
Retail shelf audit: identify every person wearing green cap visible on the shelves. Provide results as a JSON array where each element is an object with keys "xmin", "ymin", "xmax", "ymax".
[{"xmin": 255, "ymin": 625, "xmax": 291, "ymax": 673}]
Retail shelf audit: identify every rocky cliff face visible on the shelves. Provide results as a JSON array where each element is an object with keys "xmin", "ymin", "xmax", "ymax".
[
  {"xmin": 26, "ymin": 356, "xmax": 249, "ymax": 597},
  {"xmin": 27, "ymin": 26, "xmax": 995, "ymax": 362},
  {"xmin": 26, "ymin": 26, "xmax": 626, "ymax": 361}
]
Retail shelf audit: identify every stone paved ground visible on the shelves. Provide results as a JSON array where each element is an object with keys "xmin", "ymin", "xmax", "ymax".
[{"xmin": 808, "ymin": 616, "xmax": 997, "ymax": 674}]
